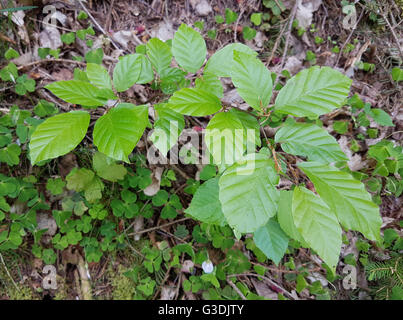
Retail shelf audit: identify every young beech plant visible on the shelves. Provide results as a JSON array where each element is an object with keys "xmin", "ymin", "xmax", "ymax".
[{"xmin": 29, "ymin": 23, "xmax": 382, "ymax": 272}]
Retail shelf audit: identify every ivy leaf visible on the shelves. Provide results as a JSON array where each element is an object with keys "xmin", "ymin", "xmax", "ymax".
[
  {"xmin": 146, "ymin": 38, "xmax": 172, "ymax": 74},
  {"xmin": 167, "ymin": 87, "xmax": 221, "ymax": 116},
  {"xmin": 218, "ymin": 153, "xmax": 279, "ymax": 233},
  {"xmin": 275, "ymin": 66, "xmax": 352, "ymax": 118},
  {"xmin": 205, "ymin": 111, "xmax": 245, "ymax": 167},
  {"xmin": 254, "ymin": 219, "xmax": 289, "ymax": 265},
  {"xmin": 92, "ymin": 151, "xmax": 127, "ymax": 182},
  {"xmin": 205, "ymin": 43, "xmax": 257, "ymax": 77},
  {"xmin": 292, "ymin": 186, "xmax": 342, "ymax": 271},
  {"xmin": 150, "ymin": 104, "xmax": 184, "ymax": 156},
  {"xmin": 93, "ymin": 104, "xmax": 148, "ymax": 162},
  {"xmin": 195, "ymin": 72, "xmax": 223, "ymax": 98},
  {"xmin": 275, "ymin": 122, "xmax": 348, "ymax": 163},
  {"xmin": 29, "ymin": 111, "xmax": 90, "ymax": 164},
  {"xmin": 298, "ymin": 161, "xmax": 382, "ymax": 241},
  {"xmin": 86, "ymin": 63, "xmax": 113, "ymax": 90},
  {"xmin": 172, "ymin": 24, "xmax": 206, "ymax": 73},
  {"xmin": 185, "ymin": 177, "xmax": 226, "ymax": 226},
  {"xmin": 45, "ymin": 80, "xmax": 108, "ymax": 106},
  {"xmin": 113, "ymin": 54, "xmax": 142, "ymax": 92},
  {"xmin": 231, "ymin": 50, "xmax": 272, "ymax": 111}
]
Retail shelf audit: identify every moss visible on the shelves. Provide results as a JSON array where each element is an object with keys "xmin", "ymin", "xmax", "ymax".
[
  {"xmin": 7, "ymin": 284, "xmax": 36, "ymax": 300},
  {"xmin": 108, "ymin": 265, "xmax": 135, "ymax": 300},
  {"xmin": 53, "ymin": 275, "xmax": 68, "ymax": 300}
]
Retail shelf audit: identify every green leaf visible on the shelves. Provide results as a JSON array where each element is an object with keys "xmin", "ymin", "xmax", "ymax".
[
  {"xmin": 242, "ymin": 26, "xmax": 256, "ymax": 40},
  {"xmin": 277, "ymin": 190, "xmax": 305, "ymax": 243},
  {"xmin": 185, "ymin": 177, "xmax": 226, "ymax": 226},
  {"xmin": 136, "ymin": 54, "xmax": 154, "ymax": 84},
  {"xmin": 33, "ymin": 99, "xmax": 58, "ymax": 117},
  {"xmin": 195, "ymin": 72, "xmax": 223, "ymax": 98},
  {"xmin": 368, "ymin": 108, "xmax": 394, "ymax": 127},
  {"xmin": 86, "ymin": 63, "xmax": 113, "ymax": 90},
  {"xmin": 85, "ymin": 48, "xmax": 103, "ymax": 64},
  {"xmin": 92, "ymin": 151, "xmax": 127, "ymax": 182},
  {"xmin": 225, "ymin": 8, "xmax": 238, "ymax": 24},
  {"xmin": 172, "ymin": 24, "xmax": 206, "ymax": 73},
  {"xmin": 146, "ymin": 38, "xmax": 172, "ymax": 74},
  {"xmin": 45, "ymin": 80, "xmax": 107, "ymax": 106},
  {"xmin": 66, "ymin": 168, "xmax": 95, "ymax": 191},
  {"xmin": 205, "ymin": 43, "xmax": 257, "ymax": 77},
  {"xmin": 254, "ymin": 219, "xmax": 289, "ymax": 265},
  {"xmin": 275, "ymin": 66, "xmax": 352, "ymax": 118},
  {"xmin": 113, "ymin": 54, "xmax": 142, "ymax": 92},
  {"xmin": 229, "ymin": 109, "xmax": 261, "ymax": 148},
  {"xmin": 29, "ymin": 111, "xmax": 90, "ymax": 164},
  {"xmin": 391, "ymin": 67, "xmax": 403, "ymax": 82},
  {"xmin": 292, "ymin": 186, "xmax": 342, "ymax": 271},
  {"xmin": 298, "ymin": 161, "xmax": 382, "ymax": 241},
  {"xmin": 93, "ymin": 104, "xmax": 148, "ymax": 162},
  {"xmin": 150, "ymin": 104, "xmax": 184, "ymax": 156},
  {"xmin": 5, "ymin": 48, "xmax": 19, "ymax": 60},
  {"xmin": 167, "ymin": 88, "xmax": 221, "ymax": 116},
  {"xmin": 0, "ymin": 144, "xmax": 21, "ymax": 166},
  {"xmin": 250, "ymin": 13, "xmax": 262, "ymax": 26},
  {"xmin": 275, "ymin": 122, "xmax": 348, "ymax": 163},
  {"xmin": 231, "ymin": 51, "xmax": 272, "ymax": 111},
  {"xmin": 205, "ymin": 111, "xmax": 245, "ymax": 167},
  {"xmin": 61, "ymin": 32, "xmax": 75, "ymax": 44},
  {"xmin": 46, "ymin": 178, "xmax": 66, "ymax": 195},
  {"xmin": 218, "ymin": 153, "xmax": 279, "ymax": 233}
]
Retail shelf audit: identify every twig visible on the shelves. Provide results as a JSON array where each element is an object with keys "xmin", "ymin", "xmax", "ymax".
[
  {"xmin": 76, "ymin": 0, "xmax": 121, "ymax": 51},
  {"xmin": 334, "ymin": 8, "xmax": 365, "ymax": 67},
  {"xmin": 380, "ymin": 7, "xmax": 403, "ymax": 59},
  {"xmin": 226, "ymin": 277, "xmax": 247, "ymax": 300},
  {"xmin": 127, "ymin": 217, "xmax": 191, "ymax": 236},
  {"xmin": 234, "ymin": 8, "xmax": 245, "ymax": 42},
  {"xmin": 17, "ymin": 58, "xmax": 86, "ymax": 70},
  {"xmin": 272, "ymin": 1, "xmax": 299, "ymax": 90},
  {"xmin": 228, "ymin": 273, "xmax": 297, "ymax": 300},
  {"xmin": 0, "ymin": 253, "xmax": 20, "ymax": 292}
]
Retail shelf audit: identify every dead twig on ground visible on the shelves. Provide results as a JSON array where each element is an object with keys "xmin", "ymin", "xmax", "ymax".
[
  {"xmin": 228, "ymin": 273, "xmax": 297, "ymax": 300},
  {"xmin": 127, "ymin": 217, "xmax": 191, "ymax": 237},
  {"xmin": 272, "ymin": 0, "xmax": 299, "ymax": 90},
  {"xmin": 76, "ymin": 0, "xmax": 121, "ymax": 51}
]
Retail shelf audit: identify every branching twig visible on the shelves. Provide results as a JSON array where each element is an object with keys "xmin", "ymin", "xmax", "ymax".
[
  {"xmin": 17, "ymin": 58, "xmax": 86, "ymax": 71},
  {"xmin": 127, "ymin": 217, "xmax": 191, "ymax": 237},
  {"xmin": 0, "ymin": 253, "xmax": 20, "ymax": 292},
  {"xmin": 228, "ymin": 273, "xmax": 297, "ymax": 300},
  {"xmin": 76, "ymin": 0, "xmax": 121, "ymax": 51},
  {"xmin": 226, "ymin": 277, "xmax": 247, "ymax": 300},
  {"xmin": 272, "ymin": 1, "xmax": 299, "ymax": 90}
]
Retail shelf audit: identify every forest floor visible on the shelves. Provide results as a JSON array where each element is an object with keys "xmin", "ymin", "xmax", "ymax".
[{"xmin": 0, "ymin": 0, "xmax": 402, "ymax": 300}]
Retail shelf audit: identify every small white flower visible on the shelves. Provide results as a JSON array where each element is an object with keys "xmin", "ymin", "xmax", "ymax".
[{"xmin": 202, "ymin": 260, "xmax": 214, "ymax": 274}]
